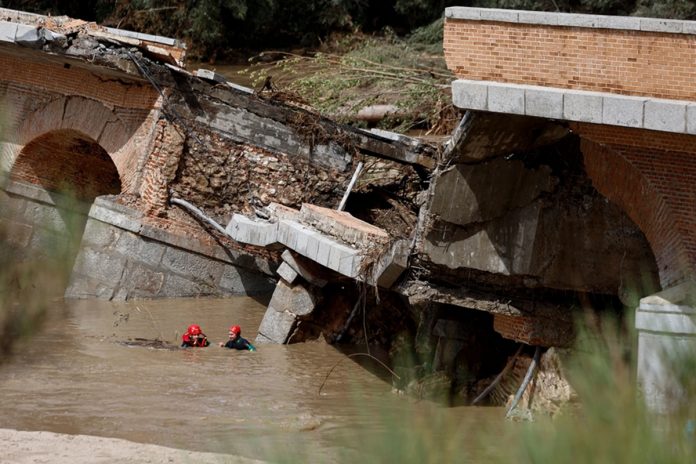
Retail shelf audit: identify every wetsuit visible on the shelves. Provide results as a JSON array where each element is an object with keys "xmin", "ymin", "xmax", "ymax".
[
  {"xmin": 222, "ymin": 337, "xmax": 256, "ymax": 351},
  {"xmin": 181, "ymin": 333, "xmax": 210, "ymax": 347}
]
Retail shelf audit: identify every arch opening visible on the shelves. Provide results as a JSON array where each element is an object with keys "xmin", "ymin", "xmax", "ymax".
[{"xmin": 5, "ymin": 129, "xmax": 121, "ymax": 291}]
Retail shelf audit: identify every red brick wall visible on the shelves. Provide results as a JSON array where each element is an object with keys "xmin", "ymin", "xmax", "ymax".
[
  {"xmin": 0, "ymin": 51, "xmax": 157, "ymax": 109},
  {"xmin": 580, "ymin": 125, "xmax": 696, "ymax": 286},
  {"xmin": 444, "ymin": 19, "xmax": 696, "ymax": 100}
]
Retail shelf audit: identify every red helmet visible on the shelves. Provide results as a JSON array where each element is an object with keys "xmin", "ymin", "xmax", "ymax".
[
  {"xmin": 187, "ymin": 324, "xmax": 202, "ymax": 336},
  {"xmin": 229, "ymin": 325, "xmax": 241, "ymax": 335}
]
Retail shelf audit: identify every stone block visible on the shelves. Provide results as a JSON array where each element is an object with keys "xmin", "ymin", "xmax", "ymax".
[
  {"xmin": 563, "ymin": 90, "xmax": 603, "ymax": 123},
  {"xmin": 480, "ymin": 8, "xmax": 519, "ymax": 23},
  {"xmin": 219, "ymin": 265, "xmax": 274, "ymax": 296},
  {"xmin": 644, "ymin": 99, "xmax": 686, "ymax": 132},
  {"xmin": 525, "ymin": 87, "xmax": 564, "ymax": 119},
  {"xmin": 445, "ymin": 7, "xmax": 481, "ymax": 20},
  {"xmin": 452, "ymin": 80, "xmax": 488, "ymax": 111},
  {"xmin": 72, "ymin": 247, "xmax": 127, "ymax": 284},
  {"xmin": 518, "ymin": 11, "xmax": 558, "ymax": 26},
  {"xmin": 371, "ymin": 239, "xmax": 410, "ymax": 288},
  {"xmin": 595, "ymin": 15, "xmax": 640, "ymax": 30},
  {"xmin": 602, "ymin": 95, "xmax": 645, "ymax": 128},
  {"xmin": 161, "ymin": 246, "xmax": 225, "ymax": 285},
  {"xmin": 327, "ymin": 241, "xmax": 361, "ymax": 278},
  {"xmin": 315, "ymin": 235, "xmax": 332, "ymax": 268},
  {"xmin": 0, "ymin": 22, "xmax": 18, "ymax": 42},
  {"xmin": 556, "ymin": 13, "xmax": 601, "ymax": 28},
  {"xmin": 89, "ymin": 203, "xmax": 142, "ymax": 234},
  {"xmin": 160, "ymin": 273, "xmax": 217, "ymax": 298},
  {"xmin": 114, "ymin": 232, "xmax": 166, "ymax": 268},
  {"xmin": 267, "ymin": 279, "xmax": 316, "ymax": 316},
  {"xmin": 281, "ymin": 250, "xmax": 329, "ymax": 287},
  {"xmin": 225, "ymin": 214, "xmax": 278, "ymax": 246},
  {"xmin": 120, "ymin": 263, "xmax": 165, "ymax": 299},
  {"xmin": 683, "ymin": 21, "xmax": 696, "ymax": 34},
  {"xmin": 639, "ymin": 18, "xmax": 683, "ymax": 33},
  {"xmin": 256, "ymin": 308, "xmax": 296, "ymax": 344},
  {"xmin": 195, "ymin": 68, "xmax": 227, "ymax": 83},
  {"xmin": 80, "ymin": 217, "xmax": 120, "ymax": 248},
  {"xmin": 686, "ymin": 104, "xmax": 696, "ymax": 135},
  {"xmin": 487, "ymin": 83, "xmax": 525, "ymax": 115},
  {"xmin": 64, "ymin": 275, "xmax": 116, "ymax": 300},
  {"xmin": 14, "ymin": 24, "xmax": 40, "ymax": 43},
  {"xmin": 276, "ymin": 261, "xmax": 299, "ymax": 284}
]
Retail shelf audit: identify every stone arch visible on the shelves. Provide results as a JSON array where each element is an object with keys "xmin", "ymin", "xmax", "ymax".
[
  {"xmin": 11, "ymin": 129, "xmax": 121, "ymax": 200},
  {"xmin": 2, "ymin": 95, "xmax": 132, "ymax": 190},
  {"xmin": 582, "ymin": 138, "xmax": 693, "ymax": 289}
]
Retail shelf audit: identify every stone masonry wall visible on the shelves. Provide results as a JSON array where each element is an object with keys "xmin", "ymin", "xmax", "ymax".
[{"xmin": 444, "ymin": 16, "xmax": 696, "ymax": 101}]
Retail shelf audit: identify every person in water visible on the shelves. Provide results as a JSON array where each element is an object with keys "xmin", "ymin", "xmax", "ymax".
[
  {"xmin": 219, "ymin": 325, "xmax": 256, "ymax": 351},
  {"xmin": 181, "ymin": 324, "xmax": 210, "ymax": 347}
]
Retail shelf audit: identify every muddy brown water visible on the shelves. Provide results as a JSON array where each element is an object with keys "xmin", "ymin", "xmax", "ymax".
[{"xmin": 0, "ymin": 297, "xmax": 505, "ymax": 462}]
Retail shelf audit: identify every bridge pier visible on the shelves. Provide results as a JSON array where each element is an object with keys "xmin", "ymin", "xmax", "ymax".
[{"xmin": 636, "ymin": 281, "xmax": 696, "ymax": 414}]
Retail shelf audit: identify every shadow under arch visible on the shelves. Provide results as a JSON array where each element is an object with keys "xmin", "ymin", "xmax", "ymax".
[{"xmin": 8, "ymin": 129, "xmax": 121, "ymax": 288}]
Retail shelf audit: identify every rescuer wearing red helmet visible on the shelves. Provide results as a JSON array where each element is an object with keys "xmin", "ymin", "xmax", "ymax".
[
  {"xmin": 181, "ymin": 324, "xmax": 210, "ymax": 347},
  {"xmin": 219, "ymin": 325, "xmax": 256, "ymax": 351}
]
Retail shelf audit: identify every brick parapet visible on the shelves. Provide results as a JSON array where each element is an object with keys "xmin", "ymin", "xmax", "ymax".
[{"xmin": 444, "ymin": 11, "xmax": 696, "ymax": 102}]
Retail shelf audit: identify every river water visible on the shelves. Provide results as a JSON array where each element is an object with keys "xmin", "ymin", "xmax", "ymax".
[{"xmin": 0, "ymin": 297, "xmax": 506, "ymax": 463}]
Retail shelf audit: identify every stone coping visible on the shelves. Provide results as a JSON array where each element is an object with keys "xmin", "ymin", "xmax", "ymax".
[
  {"xmin": 452, "ymin": 79, "xmax": 696, "ymax": 135},
  {"xmin": 445, "ymin": 7, "xmax": 696, "ymax": 35},
  {"xmin": 0, "ymin": 7, "xmax": 181, "ymax": 46}
]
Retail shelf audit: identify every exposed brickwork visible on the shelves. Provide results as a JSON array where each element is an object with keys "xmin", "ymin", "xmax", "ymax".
[
  {"xmin": 444, "ymin": 19, "xmax": 696, "ymax": 101},
  {"xmin": 580, "ymin": 128, "xmax": 696, "ymax": 287},
  {"xmin": 139, "ymin": 120, "xmax": 184, "ymax": 216},
  {"xmin": 0, "ymin": 51, "xmax": 157, "ymax": 109},
  {"xmin": 493, "ymin": 313, "xmax": 573, "ymax": 347}
]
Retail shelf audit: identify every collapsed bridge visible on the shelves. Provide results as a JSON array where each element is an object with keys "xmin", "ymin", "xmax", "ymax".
[{"xmin": 1, "ymin": 6, "xmax": 692, "ymax": 411}]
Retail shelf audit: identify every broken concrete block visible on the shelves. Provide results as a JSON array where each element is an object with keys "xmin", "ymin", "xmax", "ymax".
[
  {"xmin": 281, "ymin": 250, "xmax": 329, "ymax": 288},
  {"xmin": 371, "ymin": 239, "xmax": 410, "ymax": 288},
  {"xmin": 225, "ymin": 214, "xmax": 278, "ymax": 246},
  {"xmin": 276, "ymin": 261, "xmax": 299, "ymax": 285},
  {"xmin": 299, "ymin": 203, "xmax": 389, "ymax": 247},
  {"xmin": 267, "ymin": 279, "xmax": 316, "ymax": 316},
  {"xmin": 255, "ymin": 308, "xmax": 296, "ymax": 344},
  {"xmin": 267, "ymin": 202, "xmax": 300, "ymax": 221}
]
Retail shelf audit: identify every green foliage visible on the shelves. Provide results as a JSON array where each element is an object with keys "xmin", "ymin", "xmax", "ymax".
[{"xmin": 245, "ymin": 28, "xmax": 457, "ymax": 134}]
